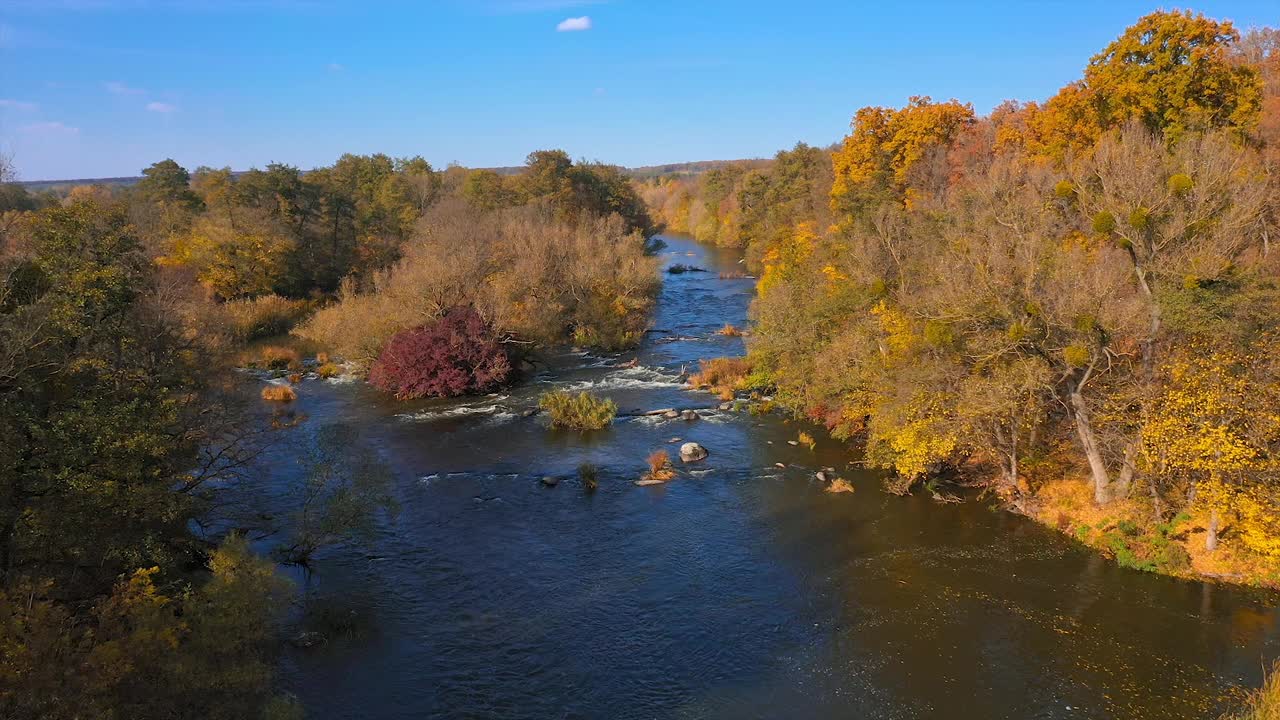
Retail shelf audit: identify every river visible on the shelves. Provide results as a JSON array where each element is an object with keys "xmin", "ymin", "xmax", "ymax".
[{"xmin": 239, "ymin": 234, "xmax": 1280, "ymax": 719}]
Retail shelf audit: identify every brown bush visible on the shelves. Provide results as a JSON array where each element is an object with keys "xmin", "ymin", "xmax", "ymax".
[
  {"xmin": 717, "ymin": 323, "xmax": 744, "ymax": 337},
  {"xmin": 644, "ymin": 450, "xmax": 676, "ymax": 482},
  {"xmin": 258, "ymin": 346, "xmax": 301, "ymax": 370},
  {"xmin": 298, "ymin": 201, "xmax": 659, "ymax": 366},
  {"xmin": 261, "ymin": 385, "xmax": 297, "ymax": 402},
  {"xmin": 689, "ymin": 357, "xmax": 753, "ymax": 389},
  {"xmin": 223, "ymin": 294, "xmax": 312, "ymax": 342},
  {"xmin": 825, "ymin": 478, "xmax": 854, "ymax": 494}
]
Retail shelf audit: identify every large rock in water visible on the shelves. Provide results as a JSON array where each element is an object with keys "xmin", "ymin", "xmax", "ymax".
[{"xmin": 679, "ymin": 442, "xmax": 708, "ymax": 463}]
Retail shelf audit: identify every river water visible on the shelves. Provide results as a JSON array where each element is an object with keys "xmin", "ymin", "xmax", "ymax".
[{"xmin": 244, "ymin": 234, "xmax": 1279, "ymax": 719}]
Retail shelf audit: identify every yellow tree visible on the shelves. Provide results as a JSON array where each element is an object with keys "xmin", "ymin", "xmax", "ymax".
[
  {"xmin": 830, "ymin": 96, "xmax": 974, "ymax": 216},
  {"xmin": 164, "ymin": 215, "xmax": 295, "ymax": 299},
  {"xmin": 1141, "ymin": 342, "xmax": 1280, "ymax": 553},
  {"xmin": 1027, "ymin": 10, "xmax": 1261, "ymax": 157}
]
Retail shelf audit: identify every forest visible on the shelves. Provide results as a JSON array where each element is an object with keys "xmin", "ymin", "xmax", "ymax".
[{"xmin": 641, "ymin": 11, "xmax": 1280, "ymax": 585}]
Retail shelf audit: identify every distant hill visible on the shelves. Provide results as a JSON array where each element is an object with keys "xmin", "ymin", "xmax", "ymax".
[
  {"xmin": 19, "ymin": 176, "xmax": 145, "ymax": 193},
  {"xmin": 17, "ymin": 158, "xmax": 767, "ymax": 191},
  {"xmin": 624, "ymin": 159, "xmax": 770, "ymax": 180}
]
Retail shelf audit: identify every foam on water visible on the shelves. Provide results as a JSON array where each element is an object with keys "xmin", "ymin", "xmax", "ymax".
[{"xmin": 551, "ymin": 365, "xmax": 685, "ymax": 392}]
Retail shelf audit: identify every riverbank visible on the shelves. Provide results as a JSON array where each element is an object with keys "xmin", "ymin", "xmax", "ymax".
[{"xmin": 1027, "ymin": 476, "xmax": 1280, "ymax": 590}]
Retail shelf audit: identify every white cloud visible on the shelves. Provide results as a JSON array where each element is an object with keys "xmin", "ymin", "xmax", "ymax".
[
  {"xmin": 105, "ymin": 80, "xmax": 145, "ymax": 95},
  {"xmin": 146, "ymin": 101, "xmax": 177, "ymax": 113},
  {"xmin": 19, "ymin": 121, "xmax": 79, "ymax": 135},
  {"xmin": 556, "ymin": 15, "xmax": 591, "ymax": 31},
  {"xmin": 0, "ymin": 99, "xmax": 38, "ymax": 111}
]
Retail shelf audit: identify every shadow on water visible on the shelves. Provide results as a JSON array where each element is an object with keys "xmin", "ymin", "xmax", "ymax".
[{"xmin": 230, "ymin": 234, "xmax": 1280, "ymax": 719}]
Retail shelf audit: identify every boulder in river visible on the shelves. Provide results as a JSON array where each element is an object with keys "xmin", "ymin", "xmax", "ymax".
[
  {"xmin": 681, "ymin": 409, "xmax": 699, "ymax": 421},
  {"xmin": 635, "ymin": 478, "xmax": 668, "ymax": 487},
  {"xmin": 816, "ymin": 470, "xmax": 830, "ymax": 483},
  {"xmin": 663, "ymin": 410, "xmax": 680, "ymax": 419},
  {"xmin": 541, "ymin": 476, "xmax": 560, "ymax": 487},
  {"xmin": 680, "ymin": 442, "xmax": 708, "ymax": 463}
]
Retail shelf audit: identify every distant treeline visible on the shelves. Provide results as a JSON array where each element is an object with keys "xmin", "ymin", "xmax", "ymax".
[{"xmin": 16, "ymin": 157, "xmax": 763, "ymax": 194}]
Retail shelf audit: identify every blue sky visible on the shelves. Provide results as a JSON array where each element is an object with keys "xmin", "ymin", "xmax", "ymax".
[{"xmin": 1, "ymin": 0, "xmax": 1276, "ymax": 180}]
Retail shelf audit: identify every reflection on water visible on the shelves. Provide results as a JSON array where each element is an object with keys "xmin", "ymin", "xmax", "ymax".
[{"xmin": 232, "ymin": 235, "xmax": 1279, "ymax": 719}]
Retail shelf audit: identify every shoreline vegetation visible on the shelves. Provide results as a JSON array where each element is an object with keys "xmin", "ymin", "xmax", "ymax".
[{"xmin": 647, "ymin": 12, "xmax": 1280, "ymax": 592}]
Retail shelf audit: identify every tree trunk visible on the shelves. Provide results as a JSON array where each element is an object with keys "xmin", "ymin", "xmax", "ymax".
[
  {"xmin": 1115, "ymin": 442, "xmax": 1137, "ymax": 500},
  {"xmin": 1070, "ymin": 390, "xmax": 1111, "ymax": 504},
  {"xmin": 1206, "ymin": 509, "xmax": 1220, "ymax": 552}
]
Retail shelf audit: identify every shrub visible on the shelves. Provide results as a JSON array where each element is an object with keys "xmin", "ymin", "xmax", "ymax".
[
  {"xmin": 644, "ymin": 450, "xmax": 676, "ymax": 482},
  {"xmin": 689, "ymin": 357, "xmax": 754, "ymax": 389},
  {"xmin": 316, "ymin": 363, "xmax": 341, "ymax": 379},
  {"xmin": 798, "ymin": 431, "xmax": 816, "ymax": 450},
  {"xmin": 717, "ymin": 323, "xmax": 744, "ymax": 337},
  {"xmin": 287, "ymin": 373, "xmax": 302, "ymax": 384},
  {"xmin": 368, "ymin": 307, "xmax": 513, "ymax": 400},
  {"xmin": 297, "ymin": 204, "xmax": 659, "ymax": 363},
  {"xmin": 224, "ymin": 294, "xmax": 312, "ymax": 342},
  {"xmin": 578, "ymin": 463, "xmax": 599, "ymax": 492},
  {"xmin": 539, "ymin": 390, "xmax": 617, "ymax": 430},
  {"xmin": 259, "ymin": 346, "xmax": 301, "ymax": 370},
  {"xmin": 1229, "ymin": 661, "xmax": 1280, "ymax": 720},
  {"xmin": 261, "ymin": 385, "xmax": 297, "ymax": 402},
  {"xmin": 825, "ymin": 477, "xmax": 854, "ymax": 494}
]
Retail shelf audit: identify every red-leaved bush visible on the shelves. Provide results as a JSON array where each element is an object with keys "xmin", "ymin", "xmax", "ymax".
[{"xmin": 368, "ymin": 307, "xmax": 513, "ymax": 399}]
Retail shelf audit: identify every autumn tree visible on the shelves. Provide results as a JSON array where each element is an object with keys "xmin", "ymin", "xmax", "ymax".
[
  {"xmin": 830, "ymin": 96, "xmax": 974, "ymax": 216},
  {"xmin": 1025, "ymin": 11, "xmax": 1261, "ymax": 157}
]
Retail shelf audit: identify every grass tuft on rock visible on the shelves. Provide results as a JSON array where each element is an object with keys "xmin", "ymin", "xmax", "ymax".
[
  {"xmin": 261, "ymin": 385, "xmax": 298, "ymax": 402},
  {"xmin": 539, "ymin": 390, "xmax": 617, "ymax": 430},
  {"xmin": 643, "ymin": 450, "xmax": 677, "ymax": 483},
  {"xmin": 578, "ymin": 463, "xmax": 599, "ymax": 492}
]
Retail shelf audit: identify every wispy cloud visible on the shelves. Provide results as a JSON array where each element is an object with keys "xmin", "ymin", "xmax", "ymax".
[
  {"xmin": 556, "ymin": 15, "xmax": 591, "ymax": 31},
  {"xmin": 0, "ymin": 99, "xmax": 39, "ymax": 112},
  {"xmin": 105, "ymin": 80, "xmax": 146, "ymax": 95},
  {"xmin": 19, "ymin": 121, "xmax": 79, "ymax": 135},
  {"xmin": 146, "ymin": 101, "xmax": 177, "ymax": 113},
  {"xmin": 326, "ymin": 62, "xmax": 344, "ymax": 72}
]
